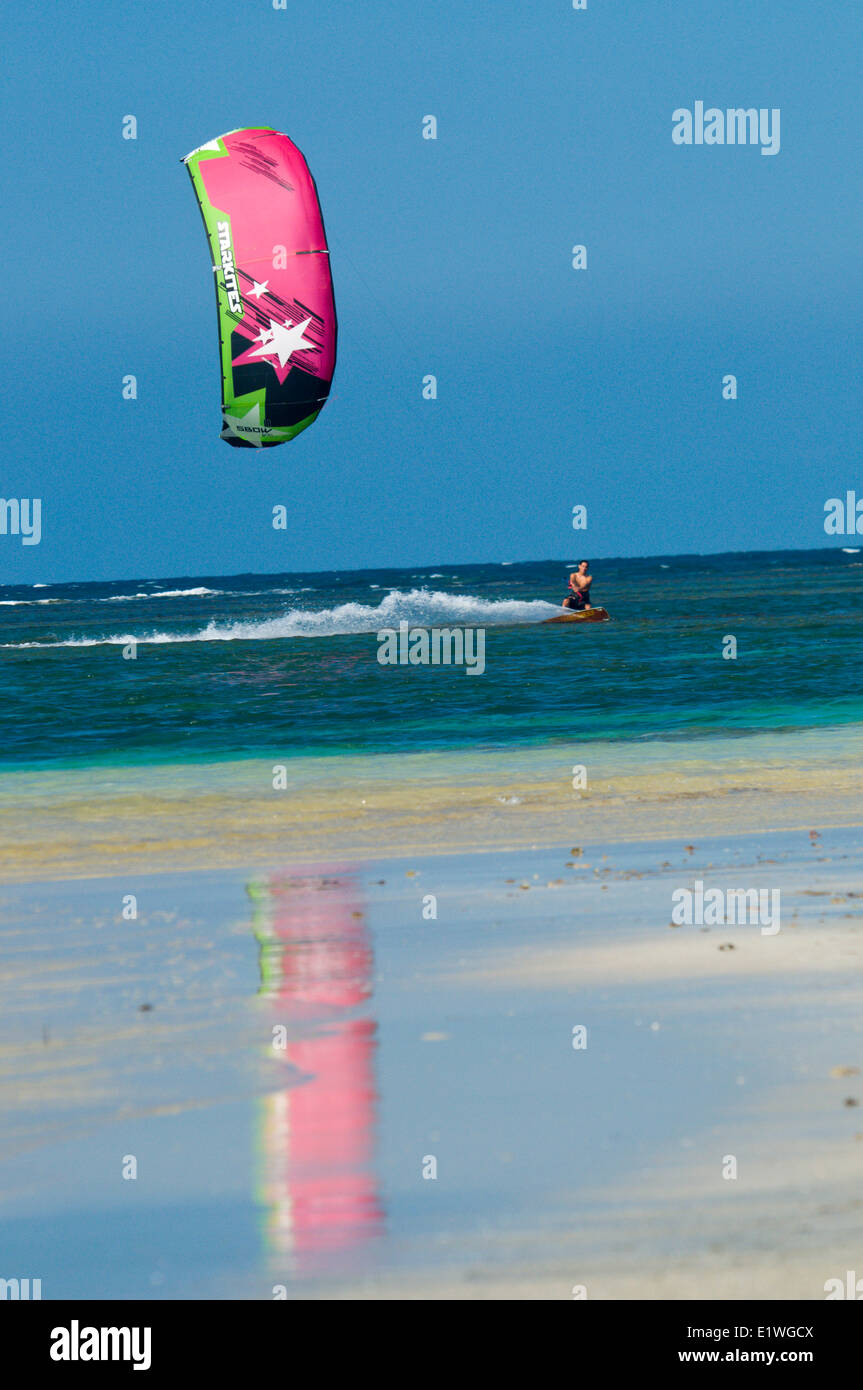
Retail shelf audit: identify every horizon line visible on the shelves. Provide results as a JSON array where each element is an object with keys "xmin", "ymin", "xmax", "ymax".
[{"xmin": 1, "ymin": 542, "xmax": 858, "ymax": 590}]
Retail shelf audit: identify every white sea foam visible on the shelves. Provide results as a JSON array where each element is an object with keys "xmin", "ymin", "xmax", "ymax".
[
  {"xmin": 2, "ymin": 587, "xmax": 223, "ymax": 607},
  {"xmin": 1, "ymin": 589, "xmax": 561, "ymax": 648},
  {"xmin": 151, "ymin": 587, "xmax": 221, "ymax": 598}
]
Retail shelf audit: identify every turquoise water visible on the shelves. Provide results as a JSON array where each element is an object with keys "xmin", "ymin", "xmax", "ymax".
[{"xmin": 2, "ymin": 550, "xmax": 861, "ymax": 769}]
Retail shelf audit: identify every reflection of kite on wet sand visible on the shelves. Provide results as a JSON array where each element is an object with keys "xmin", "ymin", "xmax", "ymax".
[{"xmin": 248, "ymin": 871, "xmax": 383, "ymax": 1265}]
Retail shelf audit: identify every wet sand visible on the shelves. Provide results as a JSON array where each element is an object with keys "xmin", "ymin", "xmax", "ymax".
[
  {"xmin": 2, "ymin": 725, "xmax": 862, "ymax": 883},
  {"xmin": 0, "ymin": 825, "xmax": 860, "ymax": 1299}
]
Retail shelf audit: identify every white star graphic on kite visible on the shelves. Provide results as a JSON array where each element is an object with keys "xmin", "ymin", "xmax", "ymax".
[
  {"xmin": 248, "ymin": 316, "xmax": 317, "ymax": 370},
  {"xmin": 250, "ymin": 280, "xmax": 269, "ymax": 298}
]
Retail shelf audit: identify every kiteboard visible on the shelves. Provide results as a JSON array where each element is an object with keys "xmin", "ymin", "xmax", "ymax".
[{"xmin": 542, "ymin": 607, "xmax": 610, "ymax": 625}]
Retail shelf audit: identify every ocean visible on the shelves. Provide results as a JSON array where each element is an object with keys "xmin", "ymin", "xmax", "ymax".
[{"xmin": 2, "ymin": 549, "xmax": 861, "ymax": 771}]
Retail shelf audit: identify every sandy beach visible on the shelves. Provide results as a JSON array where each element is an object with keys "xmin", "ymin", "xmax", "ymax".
[{"xmin": 1, "ymin": 815, "xmax": 860, "ymax": 1299}]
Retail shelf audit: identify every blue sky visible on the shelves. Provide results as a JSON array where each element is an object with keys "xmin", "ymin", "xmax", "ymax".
[{"xmin": 2, "ymin": 0, "xmax": 861, "ymax": 583}]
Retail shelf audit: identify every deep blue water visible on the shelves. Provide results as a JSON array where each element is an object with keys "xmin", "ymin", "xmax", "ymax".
[{"xmin": 1, "ymin": 550, "xmax": 861, "ymax": 769}]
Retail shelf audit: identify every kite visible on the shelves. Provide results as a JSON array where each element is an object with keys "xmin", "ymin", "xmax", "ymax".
[{"xmin": 183, "ymin": 127, "xmax": 337, "ymax": 448}]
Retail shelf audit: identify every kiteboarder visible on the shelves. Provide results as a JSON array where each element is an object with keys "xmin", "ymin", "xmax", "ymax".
[{"xmin": 563, "ymin": 561, "xmax": 592, "ymax": 611}]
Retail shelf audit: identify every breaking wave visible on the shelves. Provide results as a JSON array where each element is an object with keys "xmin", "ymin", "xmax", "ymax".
[
  {"xmin": 2, "ymin": 589, "xmax": 561, "ymax": 648},
  {"xmin": 107, "ymin": 587, "xmax": 221, "ymax": 600}
]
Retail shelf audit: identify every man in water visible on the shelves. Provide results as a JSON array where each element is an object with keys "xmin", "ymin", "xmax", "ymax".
[{"xmin": 563, "ymin": 560, "xmax": 592, "ymax": 610}]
